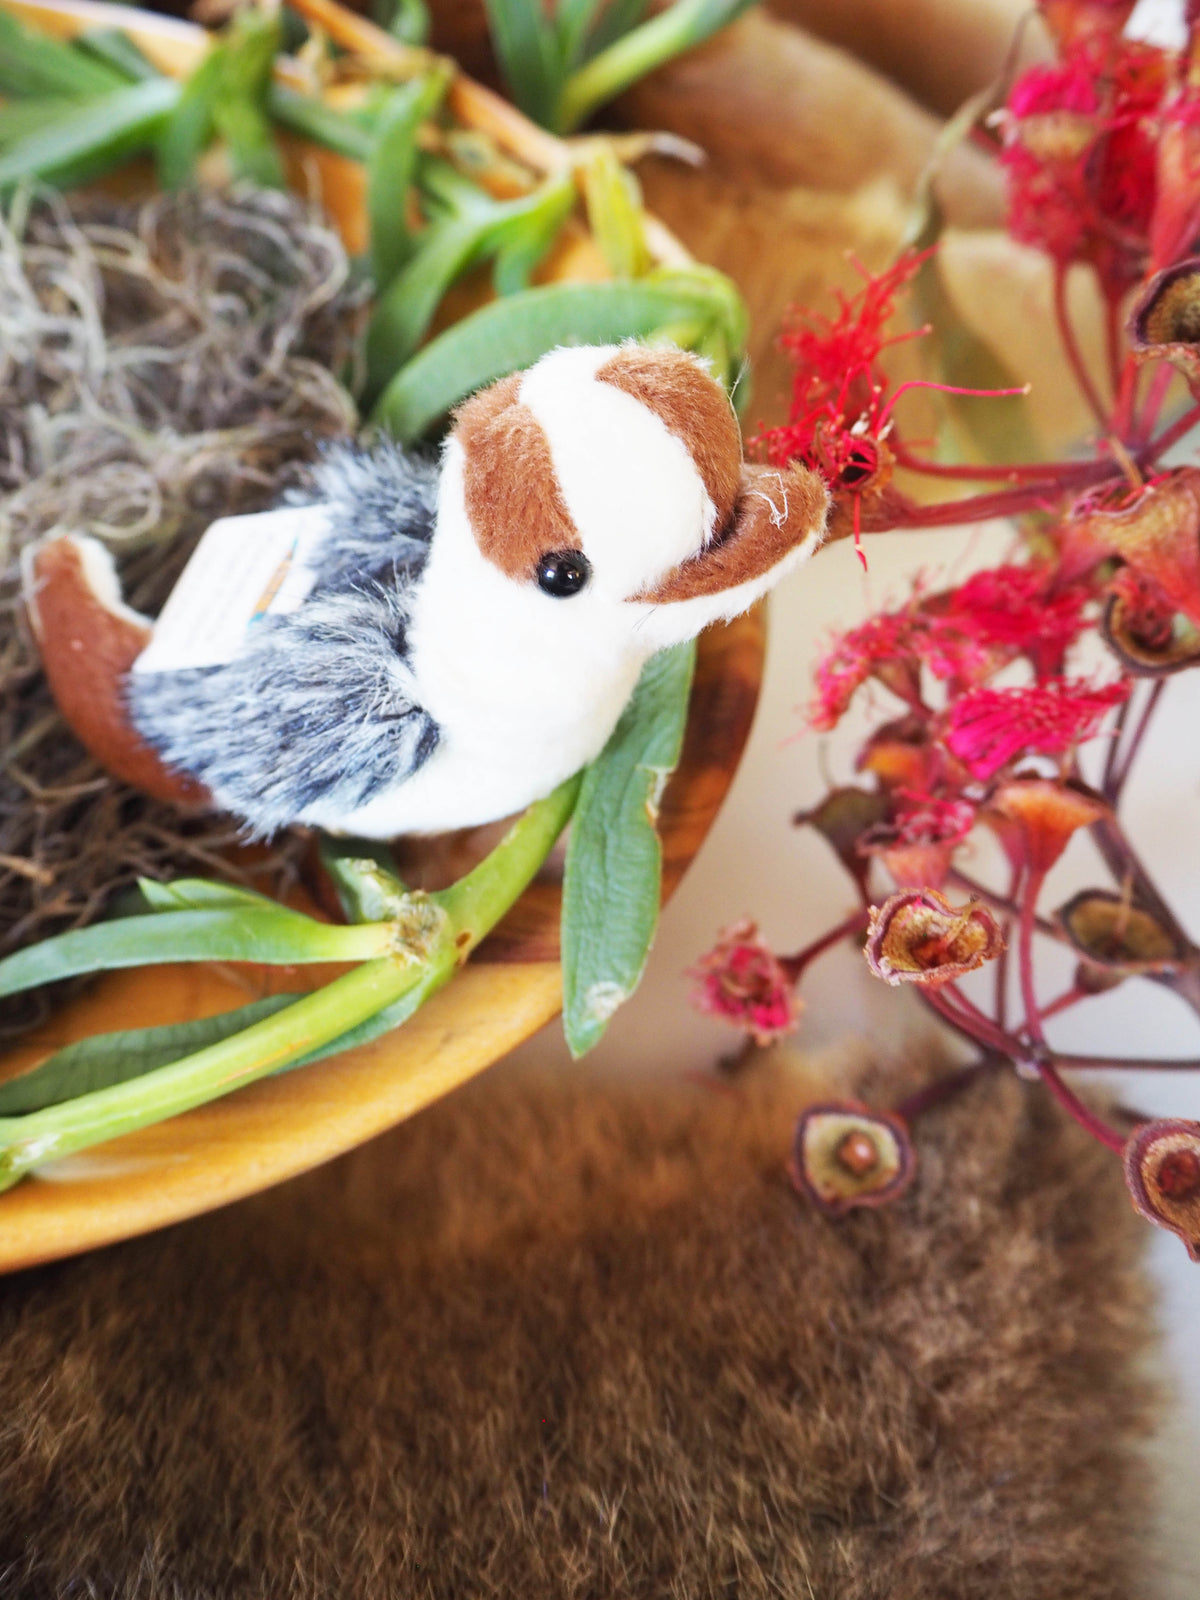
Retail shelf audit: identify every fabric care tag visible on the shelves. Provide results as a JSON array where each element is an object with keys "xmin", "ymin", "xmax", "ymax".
[{"xmin": 132, "ymin": 503, "xmax": 331, "ymax": 675}]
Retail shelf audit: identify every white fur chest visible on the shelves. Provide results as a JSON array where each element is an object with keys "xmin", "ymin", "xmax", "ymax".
[{"xmin": 320, "ymin": 444, "xmax": 651, "ymax": 836}]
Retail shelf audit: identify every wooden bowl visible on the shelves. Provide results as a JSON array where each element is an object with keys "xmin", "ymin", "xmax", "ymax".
[{"xmin": 0, "ymin": 0, "xmax": 766, "ymax": 1271}]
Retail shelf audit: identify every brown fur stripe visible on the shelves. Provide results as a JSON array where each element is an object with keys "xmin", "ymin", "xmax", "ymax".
[
  {"xmin": 634, "ymin": 464, "xmax": 828, "ymax": 604},
  {"xmin": 454, "ymin": 374, "xmax": 579, "ymax": 580},
  {"xmin": 596, "ymin": 346, "xmax": 742, "ymax": 528}
]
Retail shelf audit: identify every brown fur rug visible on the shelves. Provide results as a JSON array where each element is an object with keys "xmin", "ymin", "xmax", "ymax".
[{"xmin": 0, "ymin": 1054, "xmax": 1152, "ymax": 1599}]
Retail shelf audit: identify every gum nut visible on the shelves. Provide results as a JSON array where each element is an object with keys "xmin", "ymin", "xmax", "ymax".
[{"xmin": 791, "ymin": 1102, "xmax": 916, "ymax": 1216}]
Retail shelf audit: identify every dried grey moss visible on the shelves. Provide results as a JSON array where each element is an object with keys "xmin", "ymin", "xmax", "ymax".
[{"xmin": 0, "ymin": 183, "xmax": 365, "ymax": 1030}]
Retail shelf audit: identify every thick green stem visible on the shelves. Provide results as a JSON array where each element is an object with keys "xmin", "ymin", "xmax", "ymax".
[
  {"xmin": 0, "ymin": 776, "xmax": 581, "ymax": 1190},
  {"xmin": 435, "ymin": 770, "xmax": 581, "ymax": 952},
  {"xmin": 0, "ymin": 957, "xmax": 422, "ymax": 1191}
]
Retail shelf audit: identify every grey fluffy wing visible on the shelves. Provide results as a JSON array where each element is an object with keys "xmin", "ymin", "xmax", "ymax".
[
  {"xmin": 127, "ymin": 442, "xmax": 442, "ymax": 836},
  {"xmin": 300, "ymin": 438, "xmax": 440, "ymax": 592}
]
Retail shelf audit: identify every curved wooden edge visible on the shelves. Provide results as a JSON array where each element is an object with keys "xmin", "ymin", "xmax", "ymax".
[
  {"xmin": 0, "ymin": 962, "xmax": 563, "ymax": 1274},
  {"xmin": 478, "ymin": 607, "xmax": 766, "ymax": 962}
]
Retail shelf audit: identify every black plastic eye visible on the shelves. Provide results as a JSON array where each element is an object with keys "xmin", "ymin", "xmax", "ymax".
[{"xmin": 536, "ymin": 550, "xmax": 591, "ymax": 598}]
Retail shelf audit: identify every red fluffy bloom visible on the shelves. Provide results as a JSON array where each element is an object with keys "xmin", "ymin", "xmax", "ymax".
[
  {"xmin": 688, "ymin": 919, "xmax": 802, "ymax": 1046},
  {"xmin": 925, "ymin": 564, "xmax": 1092, "ymax": 681},
  {"xmin": 942, "ymin": 679, "xmax": 1129, "ymax": 781},
  {"xmin": 755, "ymin": 253, "xmax": 929, "ymax": 495},
  {"xmin": 858, "ymin": 791, "xmax": 978, "ymax": 890},
  {"xmin": 808, "ymin": 608, "xmax": 925, "ymax": 731},
  {"xmin": 891, "ymin": 790, "xmax": 977, "ymax": 847},
  {"xmin": 1152, "ymin": 88, "xmax": 1200, "ymax": 268},
  {"xmin": 810, "ymin": 563, "xmax": 1094, "ymax": 732},
  {"xmin": 1001, "ymin": 41, "xmax": 1169, "ymax": 297}
]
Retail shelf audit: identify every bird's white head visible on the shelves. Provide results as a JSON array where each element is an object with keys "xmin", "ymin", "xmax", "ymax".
[{"xmin": 431, "ymin": 343, "xmax": 830, "ymax": 659}]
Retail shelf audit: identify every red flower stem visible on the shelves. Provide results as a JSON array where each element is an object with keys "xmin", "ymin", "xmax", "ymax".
[
  {"xmin": 1053, "ymin": 265, "xmax": 1109, "ymax": 430},
  {"xmin": 1017, "ymin": 867, "xmax": 1049, "ymax": 1053},
  {"xmin": 1146, "ymin": 398, "xmax": 1200, "ymax": 460},
  {"xmin": 1055, "ymin": 1051, "xmax": 1200, "ymax": 1071},
  {"xmin": 939, "ymin": 979, "xmax": 999, "ymax": 1030},
  {"xmin": 877, "ymin": 379, "xmax": 1028, "ymax": 433},
  {"xmin": 892, "ymin": 1054, "xmax": 1003, "ymax": 1123},
  {"xmin": 778, "ymin": 907, "xmax": 870, "ymax": 982},
  {"xmin": 871, "ymin": 463, "xmax": 1119, "ymax": 531},
  {"xmin": 889, "ymin": 443, "xmax": 1092, "ymax": 484},
  {"xmin": 1105, "ymin": 298, "xmax": 1124, "ymax": 411},
  {"xmin": 1032, "ymin": 984, "xmax": 1087, "ymax": 1024},
  {"xmin": 1089, "ymin": 813, "xmax": 1191, "ymax": 953},
  {"xmin": 1135, "ymin": 362, "xmax": 1177, "ymax": 449},
  {"xmin": 919, "ymin": 982, "xmax": 1026, "ymax": 1059},
  {"xmin": 1011, "ymin": 863, "xmax": 1125, "ymax": 1152},
  {"xmin": 1101, "ymin": 689, "xmax": 1131, "ymax": 799},
  {"xmin": 994, "ymin": 864, "xmax": 1019, "ymax": 1030},
  {"xmin": 946, "ymin": 868, "xmax": 1065, "ymax": 943},
  {"xmin": 1036, "ymin": 1059, "xmax": 1127, "ymax": 1152},
  {"xmin": 1108, "ymin": 679, "xmax": 1164, "ymax": 800}
]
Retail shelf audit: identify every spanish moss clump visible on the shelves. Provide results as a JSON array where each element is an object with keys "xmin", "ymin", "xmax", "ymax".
[{"xmin": 0, "ymin": 184, "xmax": 364, "ymax": 1027}]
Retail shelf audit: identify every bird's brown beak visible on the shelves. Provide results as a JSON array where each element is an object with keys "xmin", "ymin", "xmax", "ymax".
[{"xmin": 632, "ymin": 464, "xmax": 829, "ymax": 604}]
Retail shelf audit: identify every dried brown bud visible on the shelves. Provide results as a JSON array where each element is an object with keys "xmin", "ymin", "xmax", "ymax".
[
  {"xmin": 1073, "ymin": 959, "xmax": 1127, "ymax": 995},
  {"xmin": 864, "ymin": 888, "xmax": 1004, "ymax": 987},
  {"xmin": 1123, "ymin": 1119, "xmax": 1200, "ymax": 1261},
  {"xmin": 1129, "ymin": 258, "xmax": 1200, "ymax": 386},
  {"xmin": 791, "ymin": 1102, "xmax": 916, "ymax": 1216},
  {"xmin": 1058, "ymin": 888, "xmax": 1186, "ymax": 975},
  {"xmin": 985, "ymin": 779, "xmax": 1108, "ymax": 876},
  {"xmin": 794, "ymin": 787, "xmax": 889, "ymax": 896},
  {"xmin": 1100, "ymin": 569, "xmax": 1200, "ymax": 677},
  {"xmin": 860, "ymin": 837, "xmax": 957, "ymax": 891},
  {"xmin": 856, "ymin": 715, "xmax": 942, "ymax": 793},
  {"xmin": 1074, "ymin": 471, "xmax": 1200, "ymax": 632}
]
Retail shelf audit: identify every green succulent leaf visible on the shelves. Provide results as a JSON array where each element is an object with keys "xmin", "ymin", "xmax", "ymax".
[
  {"xmin": 580, "ymin": 144, "xmax": 651, "ymax": 279},
  {"xmin": 484, "ymin": 0, "xmax": 563, "ymax": 129},
  {"xmin": 266, "ymin": 84, "xmax": 375, "ymax": 161},
  {"xmin": 0, "ymin": 8, "xmax": 128, "ymax": 100},
  {"xmin": 581, "ymin": 0, "xmax": 649, "ymax": 60},
  {"xmin": 556, "ymin": 0, "xmax": 604, "ymax": 71},
  {"xmin": 371, "ymin": 269, "xmax": 745, "ymax": 440},
  {"xmin": 74, "ymin": 27, "xmax": 161, "ymax": 84},
  {"xmin": 0, "ymin": 77, "xmax": 180, "ymax": 193},
  {"xmin": 365, "ymin": 172, "xmax": 576, "ymax": 398},
  {"xmin": 0, "ymin": 98, "xmax": 80, "ymax": 146},
  {"xmin": 158, "ymin": 9, "xmax": 284, "ymax": 192},
  {"xmin": 137, "ymin": 877, "xmax": 284, "ymax": 913},
  {"xmin": 562, "ymin": 640, "xmax": 695, "ymax": 1058},
  {"xmin": 0, "ymin": 907, "xmax": 391, "ymax": 999},
  {"xmin": 0, "ymin": 781, "xmax": 579, "ymax": 1192},
  {"xmin": 554, "ymin": 0, "xmax": 756, "ymax": 132},
  {"xmin": 384, "ymin": 0, "xmax": 432, "ymax": 46},
  {"xmin": 0, "ymin": 996, "xmax": 300, "ymax": 1114},
  {"xmin": 318, "ymin": 838, "xmax": 411, "ymax": 924},
  {"xmin": 367, "ymin": 66, "xmax": 453, "ymax": 293}
]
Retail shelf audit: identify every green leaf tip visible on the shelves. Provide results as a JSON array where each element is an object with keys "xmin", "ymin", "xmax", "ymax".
[{"xmin": 562, "ymin": 641, "xmax": 695, "ymax": 1058}]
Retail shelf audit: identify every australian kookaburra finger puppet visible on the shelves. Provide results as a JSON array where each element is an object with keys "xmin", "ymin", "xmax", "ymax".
[{"xmin": 25, "ymin": 344, "xmax": 829, "ymax": 838}]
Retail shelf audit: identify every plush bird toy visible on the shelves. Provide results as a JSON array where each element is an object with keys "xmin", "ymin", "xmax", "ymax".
[{"xmin": 26, "ymin": 344, "xmax": 828, "ymax": 838}]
